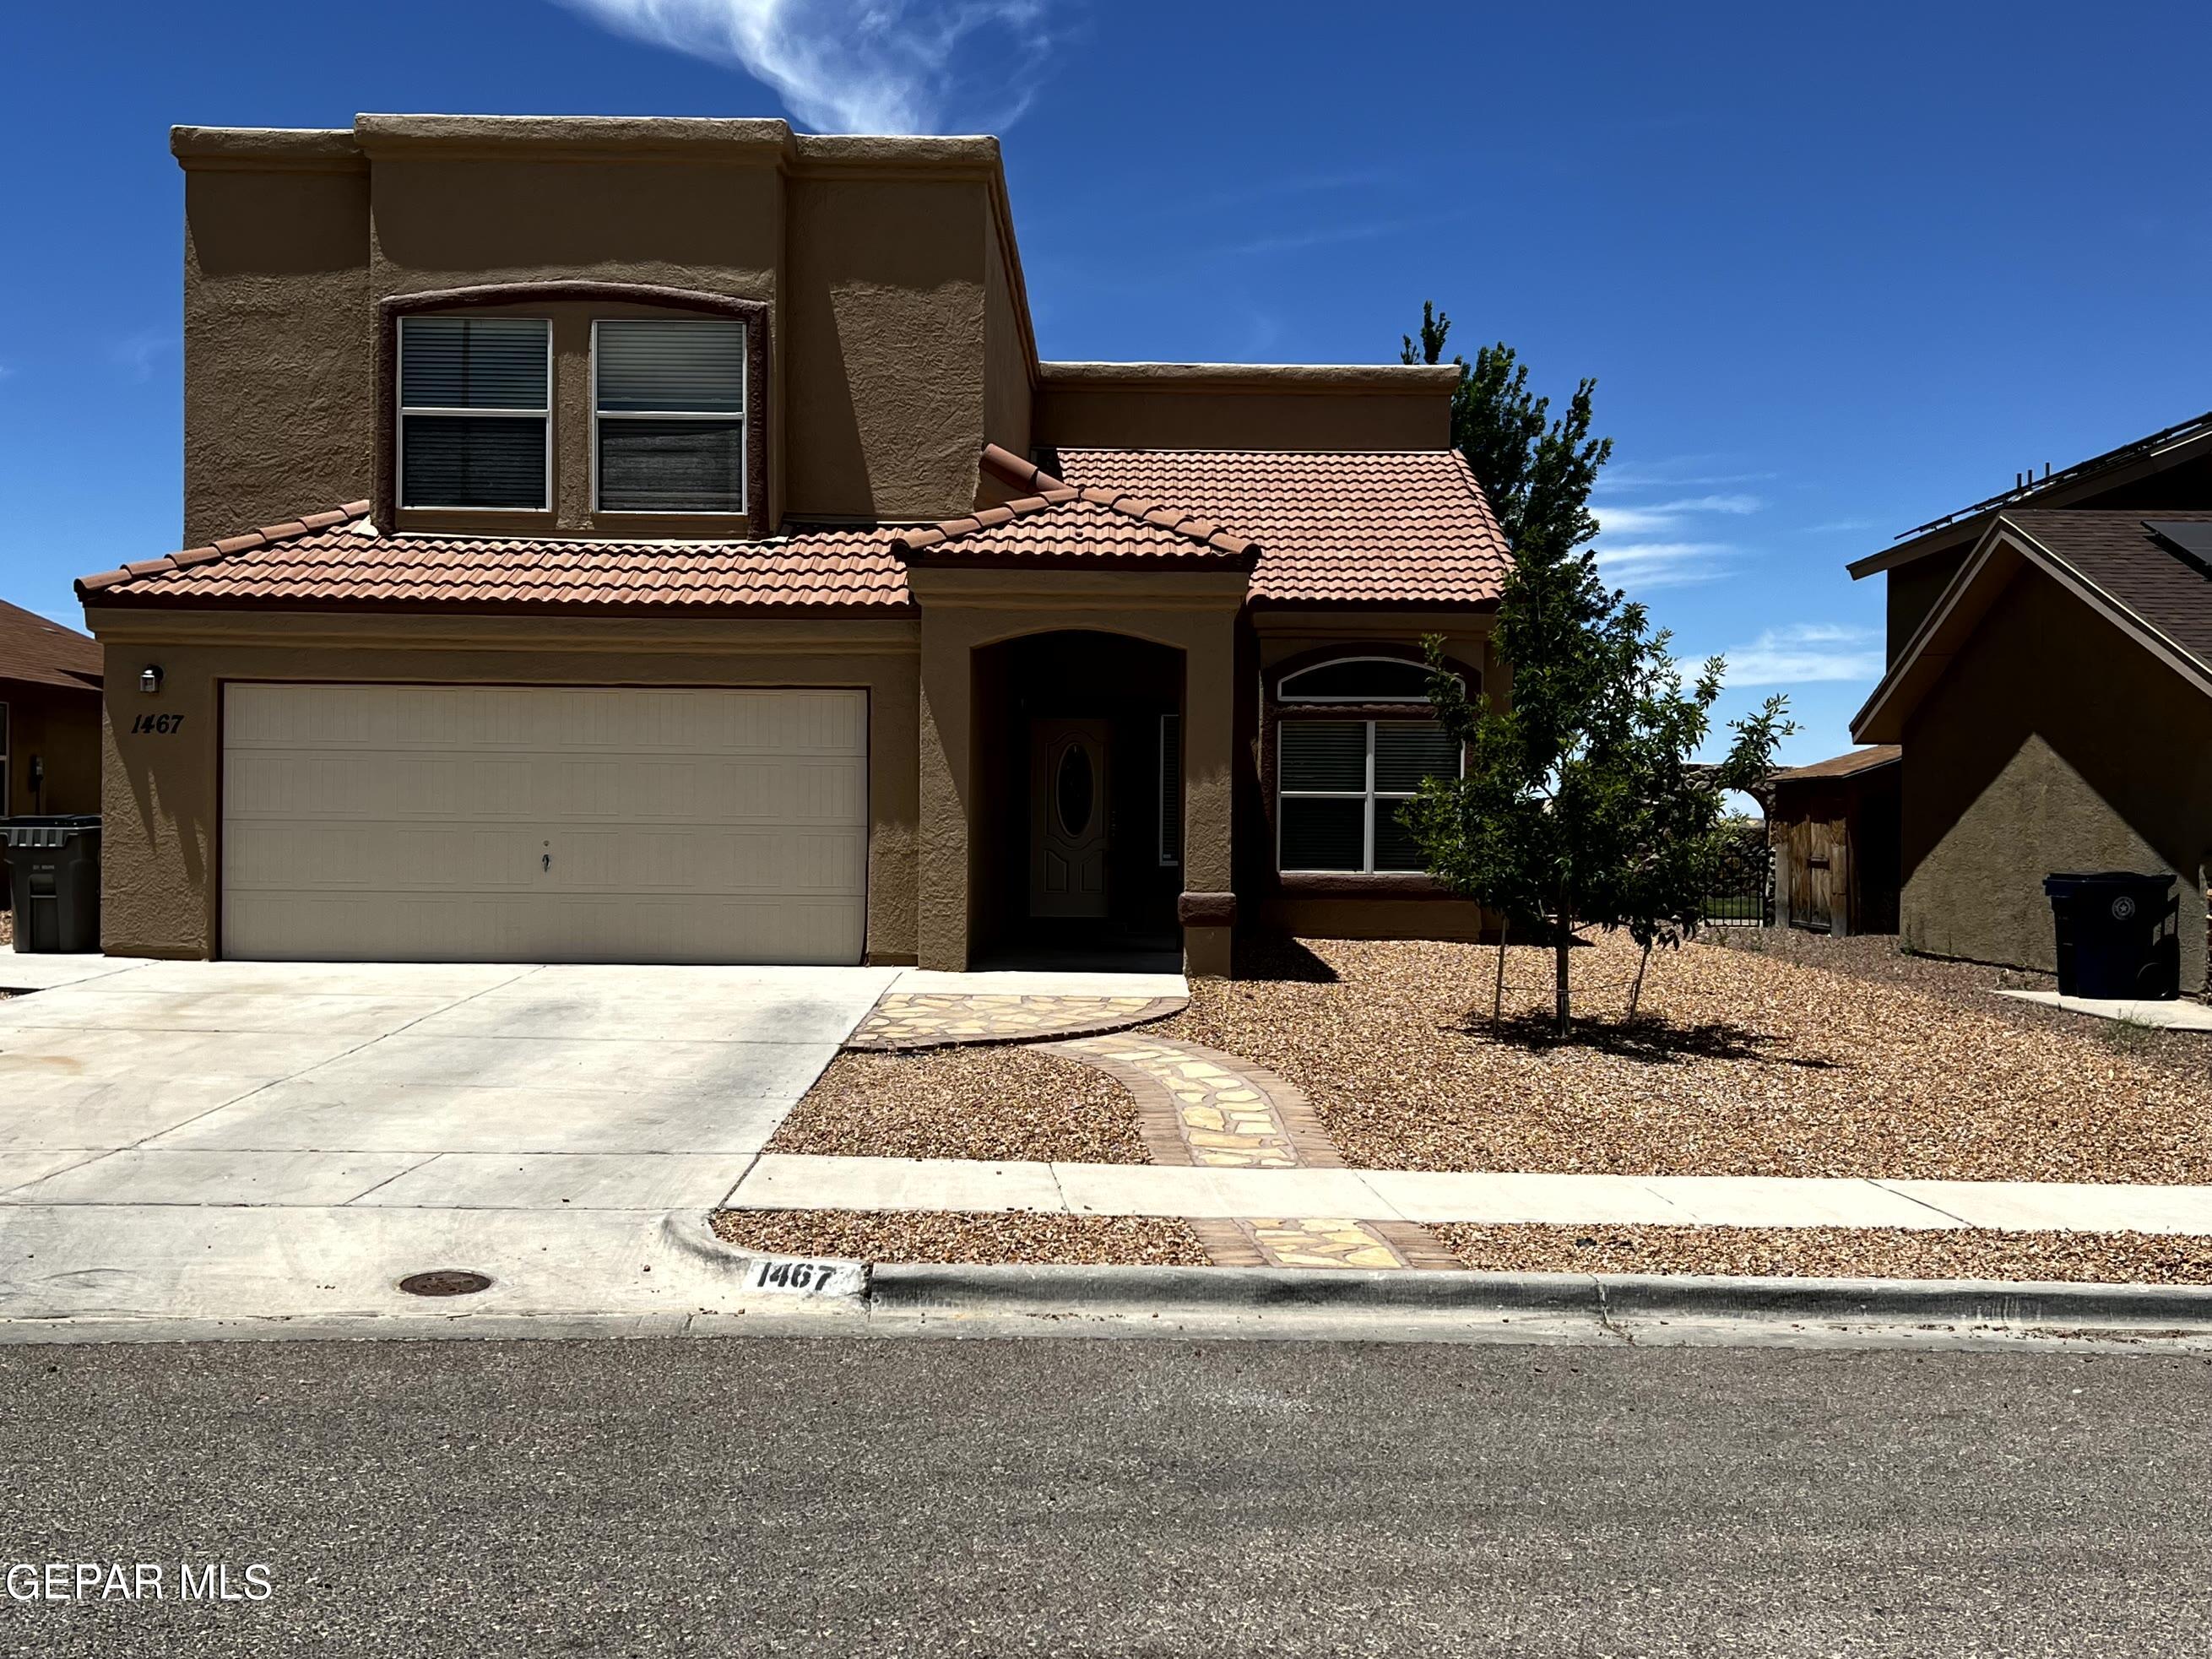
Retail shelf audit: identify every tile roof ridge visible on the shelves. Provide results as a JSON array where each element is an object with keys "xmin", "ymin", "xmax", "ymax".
[
  {"xmin": 78, "ymin": 500, "xmax": 372, "ymax": 596},
  {"xmin": 897, "ymin": 445, "xmax": 1261, "ymax": 560}
]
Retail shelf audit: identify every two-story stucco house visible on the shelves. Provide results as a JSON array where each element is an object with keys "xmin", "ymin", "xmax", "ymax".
[{"xmin": 75, "ymin": 115, "xmax": 1510, "ymax": 977}]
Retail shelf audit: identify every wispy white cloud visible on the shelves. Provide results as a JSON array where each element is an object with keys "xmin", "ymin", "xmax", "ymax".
[
  {"xmin": 1597, "ymin": 454, "xmax": 1776, "ymax": 491},
  {"xmin": 1800, "ymin": 517, "xmax": 1877, "ymax": 534},
  {"xmin": 1591, "ymin": 540, "xmax": 1731, "ymax": 590},
  {"xmin": 106, "ymin": 330, "xmax": 177, "ymax": 382},
  {"xmin": 1719, "ymin": 623, "xmax": 1884, "ymax": 686},
  {"xmin": 549, "ymin": 0, "xmax": 1060, "ymax": 133},
  {"xmin": 1207, "ymin": 212, "xmax": 1456, "ymax": 261},
  {"xmin": 1593, "ymin": 492, "xmax": 1764, "ymax": 537}
]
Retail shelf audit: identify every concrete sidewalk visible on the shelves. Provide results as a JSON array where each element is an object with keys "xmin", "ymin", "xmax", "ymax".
[{"xmin": 725, "ymin": 1153, "xmax": 2212, "ymax": 1235}]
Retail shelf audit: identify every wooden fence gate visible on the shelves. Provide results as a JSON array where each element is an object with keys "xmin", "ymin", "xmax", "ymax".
[{"xmin": 1781, "ymin": 817, "xmax": 1846, "ymax": 933}]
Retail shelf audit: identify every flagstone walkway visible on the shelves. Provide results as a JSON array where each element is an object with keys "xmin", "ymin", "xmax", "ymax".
[{"xmin": 835, "ymin": 989, "xmax": 1456, "ymax": 1270}]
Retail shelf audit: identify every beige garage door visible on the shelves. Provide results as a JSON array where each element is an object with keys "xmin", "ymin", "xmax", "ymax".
[{"xmin": 222, "ymin": 684, "xmax": 868, "ymax": 964}]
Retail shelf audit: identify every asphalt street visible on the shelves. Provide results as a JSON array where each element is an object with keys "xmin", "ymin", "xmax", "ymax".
[{"xmin": 3, "ymin": 1334, "xmax": 2209, "ymax": 1656}]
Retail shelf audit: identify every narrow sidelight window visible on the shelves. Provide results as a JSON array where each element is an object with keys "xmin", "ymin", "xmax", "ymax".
[
  {"xmin": 1277, "ymin": 719, "xmax": 1461, "ymax": 873},
  {"xmin": 1158, "ymin": 713, "xmax": 1182, "ymax": 868},
  {"xmin": 398, "ymin": 317, "xmax": 551, "ymax": 510},
  {"xmin": 594, "ymin": 319, "xmax": 748, "ymax": 513}
]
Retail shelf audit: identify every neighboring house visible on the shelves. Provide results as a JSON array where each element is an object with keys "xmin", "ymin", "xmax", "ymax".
[
  {"xmin": 1846, "ymin": 410, "xmax": 2212, "ymax": 985},
  {"xmin": 0, "ymin": 599, "xmax": 102, "ymax": 818},
  {"xmin": 73, "ymin": 115, "xmax": 1507, "ymax": 973}
]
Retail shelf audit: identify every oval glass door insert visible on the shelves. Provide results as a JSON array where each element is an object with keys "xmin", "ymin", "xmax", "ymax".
[{"xmin": 1055, "ymin": 743, "xmax": 1095, "ymax": 838}]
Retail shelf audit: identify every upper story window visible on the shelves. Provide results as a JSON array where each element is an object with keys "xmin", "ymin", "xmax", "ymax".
[
  {"xmin": 593, "ymin": 319, "xmax": 748, "ymax": 514},
  {"xmin": 1277, "ymin": 657, "xmax": 1439, "ymax": 702},
  {"xmin": 397, "ymin": 317, "xmax": 551, "ymax": 510}
]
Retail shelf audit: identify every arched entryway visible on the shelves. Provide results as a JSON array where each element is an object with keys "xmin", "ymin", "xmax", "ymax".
[{"xmin": 970, "ymin": 629, "xmax": 1185, "ymax": 967}]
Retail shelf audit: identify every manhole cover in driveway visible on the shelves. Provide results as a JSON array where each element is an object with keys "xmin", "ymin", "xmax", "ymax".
[{"xmin": 398, "ymin": 1270, "xmax": 493, "ymax": 1298}]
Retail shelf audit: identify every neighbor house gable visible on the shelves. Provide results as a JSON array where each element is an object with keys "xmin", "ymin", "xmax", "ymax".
[{"xmin": 1851, "ymin": 510, "xmax": 2212, "ymax": 743}]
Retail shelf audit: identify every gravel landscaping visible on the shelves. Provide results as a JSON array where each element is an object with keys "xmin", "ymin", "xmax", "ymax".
[
  {"xmin": 767, "ymin": 1044, "xmax": 1153, "ymax": 1164},
  {"xmin": 1157, "ymin": 934, "xmax": 2212, "ymax": 1185},
  {"xmin": 1438, "ymin": 1223, "xmax": 2212, "ymax": 1284},
  {"xmin": 1711, "ymin": 927, "xmax": 2212, "ymax": 1089},
  {"xmin": 713, "ymin": 1208, "xmax": 1209, "ymax": 1266}
]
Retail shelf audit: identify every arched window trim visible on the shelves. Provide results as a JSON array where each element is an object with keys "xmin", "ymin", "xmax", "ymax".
[{"xmin": 1277, "ymin": 654, "xmax": 1461, "ymax": 704}]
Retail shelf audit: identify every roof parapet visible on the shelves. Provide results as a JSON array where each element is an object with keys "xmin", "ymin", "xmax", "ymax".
[{"xmin": 1040, "ymin": 361, "xmax": 1463, "ymax": 393}]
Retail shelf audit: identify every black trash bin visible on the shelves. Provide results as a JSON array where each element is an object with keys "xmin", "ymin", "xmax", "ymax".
[
  {"xmin": 1, "ymin": 816, "xmax": 101, "ymax": 954},
  {"xmin": 2041, "ymin": 871, "xmax": 2179, "ymax": 1000}
]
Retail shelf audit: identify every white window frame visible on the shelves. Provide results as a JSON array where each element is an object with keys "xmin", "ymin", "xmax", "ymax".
[
  {"xmin": 1276, "ymin": 718, "xmax": 1461, "ymax": 875},
  {"xmin": 395, "ymin": 316, "xmax": 553, "ymax": 513},
  {"xmin": 589, "ymin": 318, "xmax": 749, "ymax": 517},
  {"xmin": 1277, "ymin": 655, "xmax": 1457, "ymax": 704}
]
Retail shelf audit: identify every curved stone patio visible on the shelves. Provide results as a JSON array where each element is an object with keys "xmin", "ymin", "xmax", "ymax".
[{"xmin": 844, "ymin": 993, "xmax": 1185, "ymax": 1053}]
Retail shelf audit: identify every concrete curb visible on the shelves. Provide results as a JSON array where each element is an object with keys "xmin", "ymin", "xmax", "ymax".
[{"xmin": 862, "ymin": 1261, "xmax": 2212, "ymax": 1332}]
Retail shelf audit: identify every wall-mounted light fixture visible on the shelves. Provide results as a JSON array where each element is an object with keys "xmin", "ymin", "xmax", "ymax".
[{"xmin": 138, "ymin": 664, "xmax": 163, "ymax": 695}]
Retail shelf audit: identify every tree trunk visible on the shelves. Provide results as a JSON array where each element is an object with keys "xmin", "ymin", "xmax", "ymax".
[
  {"xmin": 1491, "ymin": 917, "xmax": 1510, "ymax": 1032},
  {"xmin": 1553, "ymin": 908, "xmax": 1573, "ymax": 1038},
  {"xmin": 1626, "ymin": 940, "xmax": 1652, "ymax": 1023}
]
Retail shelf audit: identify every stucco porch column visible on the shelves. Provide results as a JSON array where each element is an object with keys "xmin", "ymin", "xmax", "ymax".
[{"xmin": 910, "ymin": 567, "xmax": 1249, "ymax": 975}]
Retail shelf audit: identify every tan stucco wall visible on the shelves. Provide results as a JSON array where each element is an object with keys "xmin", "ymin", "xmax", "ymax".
[
  {"xmin": 82, "ymin": 610, "xmax": 919, "ymax": 963},
  {"xmin": 906, "ymin": 568, "xmax": 1247, "ymax": 975},
  {"xmin": 1885, "ymin": 545, "xmax": 1968, "ymax": 665},
  {"xmin": 183, "ymin": 158, "xmax": 373, "ymax": 547},
  {"xmin": 1, "ymin": 681, "xmax": 103, "ymax": 817},
  {"xmin": 1035, "ymin": 365, "xmax": 1456, "ymax": 453},
  {"xmin": 981, "ymin": 214, "xmax": 1033, "ymax": 456},
  {"xmin": 1899, "ymin": 567, "xmax": 2212, "ymax": 985},
  {"xmin": 176, "ymin": 119, "xmax": 1014, "ymax": 545},
  {"xmin": 781, "ymin": 174, "xmax": 987, "ymax": 522}
]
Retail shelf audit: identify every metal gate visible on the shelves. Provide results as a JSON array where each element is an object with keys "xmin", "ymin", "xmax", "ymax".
[{"xmin": 1704, "ymin": 832, "xmax": 1774, "ymax": 927}]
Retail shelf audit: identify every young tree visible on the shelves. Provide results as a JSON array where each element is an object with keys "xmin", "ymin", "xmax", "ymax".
[
  {"xmin": 1401, "ymin": 301, "xmax": 1599, "ymax": 550},
  {"xmin": 1398, "ymin": 306, "xmax": 1792, "ymax": 1037}
]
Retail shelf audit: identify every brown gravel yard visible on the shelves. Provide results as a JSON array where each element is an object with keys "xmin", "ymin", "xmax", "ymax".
[
  {"xmin": 1439, "ymin": 1223, "xmax": 2212, "ymax": 1284},
  {"xmin": 1710, "ymin": 927, "xmax": 2212, "ymax": 1089},
  {"xmin": 712, "ymin": 1208, "xmax": 1210, "ymax": 1266},
  {"xmin": 1158, "ymin": 935, "xmax": 2212, "ymax": 1185},
  {"xmin": 767, "ymin": 1044, "xmax": 1152, "ymax": 1164}
]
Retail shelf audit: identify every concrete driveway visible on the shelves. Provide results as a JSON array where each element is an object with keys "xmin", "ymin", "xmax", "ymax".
[{"xmin": 0, "ymin": 958, "xmax": 897, "ymax": 1212}]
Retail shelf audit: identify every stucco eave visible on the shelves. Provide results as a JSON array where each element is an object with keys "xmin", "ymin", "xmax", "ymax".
[
  {"xmin": 1039, "ymin": 362, "xmax": 1465, "ymax": 394},
  {"xmin": 171, "ymin": 126, "xmax": 365, "ymax": 172}
]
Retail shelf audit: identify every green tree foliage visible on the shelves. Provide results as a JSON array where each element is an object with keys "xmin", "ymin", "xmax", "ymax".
[
  {"xmin": 1399, "ymin": 305, "xmax": 1793, "ymax": 1036},
  {"xmin": 1400, "ymin": 301, "xmax": 1603, "ymax": 549}
]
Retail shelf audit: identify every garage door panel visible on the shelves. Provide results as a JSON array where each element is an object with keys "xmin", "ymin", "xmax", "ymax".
[
  {"xmin": 223, "ymin": 686, "xmax": 869, "ymax": 964},
  {"xmin": 224, "ymin": 892, "xmax": 866, "ymax": 967}
]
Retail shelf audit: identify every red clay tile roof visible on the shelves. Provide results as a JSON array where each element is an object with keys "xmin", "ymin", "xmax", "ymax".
[
  {"xmin": 76, "ymin": 502, "xmax": 914, "ymax": 613},
  {"xmin": 1051, "ymin": 447, "xmax": 1510, "ymax": 605},
  {"xmin": 0, "ymin": 598, "xmax": 101, "ymax": 691},
  {"xmin": 73, "ymin": 445, "xmax": 1506, "ymax": 612},
  {"xmin": 893, "ymin": 447, "xmax": 1259, "ymax": 568}
]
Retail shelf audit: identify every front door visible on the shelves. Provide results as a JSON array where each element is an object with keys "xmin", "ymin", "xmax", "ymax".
[{"xmin": 1030, "ymin": 718, "xmax": 1109, "ymax": 918}]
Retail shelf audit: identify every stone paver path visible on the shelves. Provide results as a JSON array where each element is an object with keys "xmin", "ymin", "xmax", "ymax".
[
  {"xmin": 1050, "ymin": 1033, "xmax": 1458, "ymax": 1271},
  {"xmin": 836, "ymin": 983, "xmax": 1459, "ymax": 1271},
  {"xmin": 845, "ymin": 994, "xmax": 1184, "ymax": 1052}
]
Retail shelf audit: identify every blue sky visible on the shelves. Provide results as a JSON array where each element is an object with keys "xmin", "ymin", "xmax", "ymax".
[{"xmin": 4, "ymin": 0, "xmax": 2209, "ymax": 763}]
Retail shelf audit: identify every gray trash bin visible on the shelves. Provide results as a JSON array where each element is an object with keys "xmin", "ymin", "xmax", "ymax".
[{"xmin": 2, "ymin": 816, "xmax": 101, "ymax": 954}]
